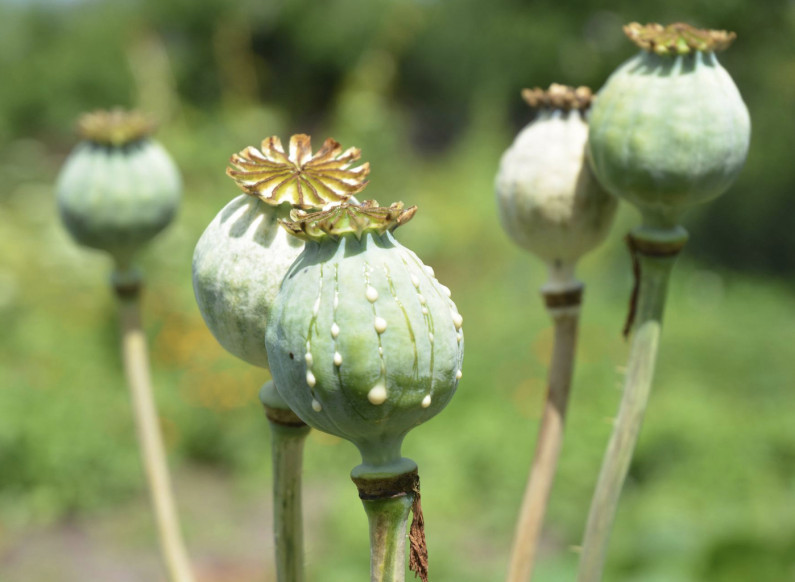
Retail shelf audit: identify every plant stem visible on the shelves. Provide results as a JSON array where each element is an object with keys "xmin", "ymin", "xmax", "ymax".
[
  {"xmin": 362, "ymin": 494, "xmax": 414, "ymax": 582},
  {"xmin": 577, "ymin": 228, "xmax": 686, "ymax": 582},
  {"xmin": 262, "ymin": 382, "xmax": 311, "ymax": 582},
  {"xmin": 352, "ymin": 468, "xmax": 424, "ymax": 582},
  {"xmin": 507, "ymin": 282, "xmax": 583, "ymax": 582},
  {"xmin": 116, "ymin": 277, "xmax": 195, "ymax": 582}
]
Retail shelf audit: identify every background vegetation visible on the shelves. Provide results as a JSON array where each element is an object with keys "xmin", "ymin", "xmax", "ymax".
[{"xmin": 1, "ymin": 0, "xmax": 794, "ymax": 580}]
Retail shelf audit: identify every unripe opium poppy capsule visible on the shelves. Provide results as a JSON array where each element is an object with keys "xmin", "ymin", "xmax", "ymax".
[
  {"xmin": 56, "ymin": 109, "xmax": 181, "ymax": 269},
  {"xmin": 587, "ymin": 23, "xmax": 751, "ymax": 228},
  {"xmin": 265, "ymin": 201, "xmax": 464, "ymax": 475},
  {"xmin": 496, "ymin": 84, "xmax": 617, "ymax": 285},
  {"xmin": 192, "ymin": 134, "xmax": 369, "ymax": 368}
]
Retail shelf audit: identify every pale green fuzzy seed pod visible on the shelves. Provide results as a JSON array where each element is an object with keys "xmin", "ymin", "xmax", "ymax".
[
  {"xmin": 496, "ymin": 109, "xmax": 617, "ymax": 270},
  {"xmin": 588, "ymin": 50, "xmax": 751, "ymax": 227},
  {"xmin": 192, "ymin": 195, "xmax": 303, "ymax": 368},
  {"xmin": 56, "ymin": 139, "xmax": 181, "ymax": 268},
  {"xmin": 266, "ymin": 231, "xmax": 464, "ymax": 472}
]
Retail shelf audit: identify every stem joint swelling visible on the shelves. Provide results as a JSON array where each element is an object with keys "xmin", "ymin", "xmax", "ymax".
[
  {"xmin": 265, "ymin": 405, "xmax": 309, "ymax": 429},
  {"xmin": 542, "ymin": 283, "xmax": 583, "ymax": 310},
  {"xmin": 112, "ymin": 268, "xmax": 143, "ymax": 301},
  {"xmin": 352, "ymin": 469, "xmax": 428, "ymax": 582},
  {"xmin": 623, "ymin": 231, "xmax": 688, "ymax": 337}
]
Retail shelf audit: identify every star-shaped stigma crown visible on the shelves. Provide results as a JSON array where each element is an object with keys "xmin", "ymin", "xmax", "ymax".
[
  {"xmin": 521, "ymin": 84, "xmax": 593, "ymax": 115},
  {"xmin": 624, "ymin": 22, "xmax": 736, "ymax": 55},
  {"xmin": 78, "ymin": 109, "xmax": 156, "ymax": 147},
  {"xmin": 280, "ymin": 200, "xmax": 417, "ymax": 242},
  {"xmin": 226, "ymin": 134, "xmax": 370, "ymax": 209}
]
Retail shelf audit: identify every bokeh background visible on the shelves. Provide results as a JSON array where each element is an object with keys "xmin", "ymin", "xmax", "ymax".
[{"xmin": 2, "ymin": 0, "xmax": 794, "ymax": 580}]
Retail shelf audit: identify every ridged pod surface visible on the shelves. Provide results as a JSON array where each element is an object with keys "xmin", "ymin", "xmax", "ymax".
[
  {"xmin": 496, "ymin": 85, "xmax": 617, "ymax": 268},
  {"xmin": 192, "ymin": 134, "xmax": 369, "ymax": 369},
  {"xmin": 587, "ymin": 23, "xmax": 750, "ymax": 227},
  {"xmin": 56, "ymin": 111, "xmax": 180, "ymax": 268},
  {"xmin": 266, "ymin": 202, "xmax": 464, "ymax": 473}
]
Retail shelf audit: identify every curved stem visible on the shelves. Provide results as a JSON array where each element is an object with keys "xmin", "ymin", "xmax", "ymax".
[
  {"xmin": 363, "ymin": 494, "xmax": 413, "ymax": 582},
  {"xmin": 507, "ymin": 294, "xmax": 581, "ymax": 582},
  {"xmin": 577, "ymin": 242, "xmax": 683, "ymax": 582},
  {"xmin": 118, "ymin": 294, "xmax": 195, "ymax": 582},
  {"xmin": 266, "ymin": 409, "xmax": 311, "ymax": 582}
]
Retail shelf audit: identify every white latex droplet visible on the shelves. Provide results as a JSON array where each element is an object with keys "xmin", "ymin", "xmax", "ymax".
[
  {"xmin": 368, "ymin": 383, "xmax": 388, "ymax": 405},
  {"xmin": 365, "ymin": 286, "xmax": 379, "ymax": 303},
  {"xmin": 452, "ymin": 312, "xmax": 463, "ymax": 330},
  {"xmin": 374, "ymin": 317, "xmax": 387, "ymax": 334}
]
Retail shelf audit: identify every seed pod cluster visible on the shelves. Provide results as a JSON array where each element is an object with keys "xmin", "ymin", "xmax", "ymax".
[{"xmin": 192, "ymin": 135, "xmax": 369, "ymax": 368}]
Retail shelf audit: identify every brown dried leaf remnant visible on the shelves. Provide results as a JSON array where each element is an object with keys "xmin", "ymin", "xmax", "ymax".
[
  {"xmin": 227, "ymin": 134, "xmax": 370, "ymax": 209},
  {"xmin": 78, "ymin": 109, "xmax": 156, "ymax": 147},
  {"xmin": 281, "ymin": 200, "xmax": 417, "ymax": 242},
  {"xmin": 624, "ymin": 22, "xmax": 736, "ymax": 55},
  {"xmin": 521, "ymin": 84, "xmax": 593, "ymax": 112}
]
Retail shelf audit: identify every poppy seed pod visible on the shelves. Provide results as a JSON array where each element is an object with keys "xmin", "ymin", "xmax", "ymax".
[
  {"xmin": 56, "ymin": 109, "xmax": 181, "ymax": 269},
  {"xmin": 496, "ymin": 84, "xmax": 617, "ymax": 280},
  {"xmin": 192, "ymin": 134, "xmax": 369, "ymax": 368},
  {"xmin": 587, "ymin": 23, "xmax": 751, "ymax": 228},
  {"xmin": 265, "ymin": 201, "xmax": 464, "ymax": 475}
]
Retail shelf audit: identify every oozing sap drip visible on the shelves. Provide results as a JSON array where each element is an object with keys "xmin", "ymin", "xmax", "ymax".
[{"xmin": 364, "ymin": 261, "xmax": 388, "ymax": 406}]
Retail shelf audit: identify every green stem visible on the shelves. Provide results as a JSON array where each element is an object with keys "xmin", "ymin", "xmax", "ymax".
[
  {"xmin": 116, "ymin": 281, "xmax": 195, "ymax": 582},
  {"xmin": 260, "ymin": 381, "xmax": 311, "ymax": 582},
  {"xmin": 267, "ymin": 411, "xmax": 310, "ymax": 582},
  {"xmin": 362, "ymin": 494, "xmax": 414, "ymax": 582},
  {"xmin": 577, "ymin": 230, "xmax": 686, "ymax": 582},
  {"xmin": 507, "ymin": 282, "xmax": 583, "ymax": 582}
]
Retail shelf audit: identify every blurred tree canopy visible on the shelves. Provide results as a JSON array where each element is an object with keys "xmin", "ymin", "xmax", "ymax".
[{"xmin": 1, "ymin": 0, "xmax": 794, "ymax": 275}]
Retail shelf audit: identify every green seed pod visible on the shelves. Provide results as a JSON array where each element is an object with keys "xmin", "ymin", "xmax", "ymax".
[
  {"xmin": 496, "ymin": 84, "xmax": 617, "ymax": 282},
  {"xmin": 56, "ymin": 109, "xmax": 181, "ymax": 268},
  {"xmin": 265, "ymin": 201, "xmax": 464, "ymax": 475},
  {"xmin": 192, "ymin": 134, "xmax": 369, "ymax": 368},
  {"xmin": 588, "ymin": 23, "xmax": 751, "ymax": 228}
]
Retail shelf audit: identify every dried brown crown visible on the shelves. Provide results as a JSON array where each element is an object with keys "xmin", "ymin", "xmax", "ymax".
[
  {"xmin": 281, "ymin": 200, "xmax": 417, "ymax": 242},
  {"xmin": 521, "ymin": 84, "xmax": 593, "ymax": 112},
  {"xmin": 77, "ymin": 109, "xmax": 156, "ymax": 146},
  {"xmin": 227, "ymin": 134, "xmax": 370, "ymax": 209},
  {"xmin": 624, "ymin": 22, "xmax": 736, "ymax": 55}
]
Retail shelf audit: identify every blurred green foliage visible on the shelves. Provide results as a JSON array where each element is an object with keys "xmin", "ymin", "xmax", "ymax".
[{"xmin": 1, "ymin": 0, "xmax": 794, "ymax": 580}]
